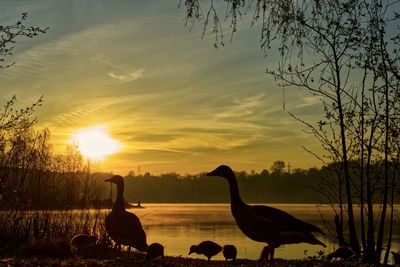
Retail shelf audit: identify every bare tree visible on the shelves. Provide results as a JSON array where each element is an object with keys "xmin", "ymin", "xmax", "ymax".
[{"xmin": 0, "ymin": 13, "xmax": 48, "ymax": 68}]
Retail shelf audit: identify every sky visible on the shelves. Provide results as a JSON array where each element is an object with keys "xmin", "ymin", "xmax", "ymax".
[{"xmin": 0, "ymin": 0, "xmax": 325, "ymax": 175}]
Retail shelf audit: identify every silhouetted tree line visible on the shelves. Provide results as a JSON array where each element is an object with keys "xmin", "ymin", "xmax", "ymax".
[
  {"xmin": 0, "ymin": 96, "xmax": 109, "ymax": 210},
  {"xmin": 121, "ymin": 160, "xmax": 399, "ymax": 204},
  {"xmin": 122, "ymin": 168, "xmax": 321, "ymax": 203}
]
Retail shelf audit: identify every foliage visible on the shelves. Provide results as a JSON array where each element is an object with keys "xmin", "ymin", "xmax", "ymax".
[
  {"xmin": 0, "ymin": 96, "xmax": 109, "ymax": 210},
  {"xmin": 270, "ymin": 160, "xmax": 286, "ymax": 175},
  {"xmin": 0, "ymin": 13, "xmax": 48, "ymax": 68}
]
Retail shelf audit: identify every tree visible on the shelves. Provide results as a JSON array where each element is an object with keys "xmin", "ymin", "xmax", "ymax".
[
  {"xmin": 180, "ymin": 0, "xmax": 399, "ymax": 262},
  {"xmin": 0, "ymin": 11, "xmax": 47, "ymax": 203},
  {"xmin": 270, "ymin": 160, "xmax": 285, "ymax": 175},
  {"xmin": 1, "ymin": 13, "xmax": 48, "ymax": 68}
]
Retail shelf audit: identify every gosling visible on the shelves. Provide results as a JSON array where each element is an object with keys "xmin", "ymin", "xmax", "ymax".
[
  {"xmin": 223, "ymin": 244, "xmax": 237, "ymax": 261},
  {"xmin": 189, "ymin": 240, "xmax": 222, "ymax": 262},
  {"xmin": 146, "ymin": 242, "xmax": 164, "ymax": 260},
  {"xmin": 70, "ymin": 234, "xmax": 97, "ymax": 254}
]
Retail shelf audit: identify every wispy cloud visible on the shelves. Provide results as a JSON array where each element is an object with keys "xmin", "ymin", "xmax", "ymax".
[
  {"xmin": 108, "ymin": 68, "xmax": 144, "ymax": 82},
  {"xmin": 295, "ymin": 95, "xmax": 321, "ymax": 109},
  {"xmin": 215, "ymin": 94, "xmax": 265, "ymax": 119}
]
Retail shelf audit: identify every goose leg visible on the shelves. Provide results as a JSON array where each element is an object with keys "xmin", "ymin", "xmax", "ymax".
[{"xmin": 269, "ymin": 247, "xmax": 275, "ymax": 263}]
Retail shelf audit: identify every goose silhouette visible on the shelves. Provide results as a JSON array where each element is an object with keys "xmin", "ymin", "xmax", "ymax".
[
  {"xmin": 207, "ymin": 165, "xmax": 326, "ymax": 262},
  {"xmin": 189, "ymin": 240, "xmax": 222, "ymax": 261},
  {"xmin": 105, "ymin": 175, "xmax": 148, "ymax": 252},
  {"xmin": 146, "ymin": 242, "xmax": 164, "ymax": 260},
  {"xmin": 222, "ymin": 244, "xmax": 237, "ymax": 261}
]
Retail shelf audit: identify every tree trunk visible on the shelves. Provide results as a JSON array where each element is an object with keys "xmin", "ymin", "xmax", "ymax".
[
  {"xmin": 383, "ymin": 169, "xmax": 396, "ymax": 265},
  {"xmin": 334, "ymin": 53, "xmax": 360, "ymax": 257},
  {"xmin": 375, "ymin": 31, "xmax": 390, "ymax": 260},
  {"xmin": 360, "ymin": 68, "xmax": 367, "ymax": 252}
]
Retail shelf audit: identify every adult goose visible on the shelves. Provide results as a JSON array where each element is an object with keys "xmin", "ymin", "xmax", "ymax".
[
  {"xmin": 105, "ymin": 175, "xmax": 148, "ymax": 252},
  {"xmin": 207, "ymin": 165, "xmax": 325, "ymax": 262}
]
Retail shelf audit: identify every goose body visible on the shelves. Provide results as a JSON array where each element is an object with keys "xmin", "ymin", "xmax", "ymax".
[
  {"xmin": 207, "ymin": 165, "xmax": 325, "ymax": 261},
  {"xmin": 105, "ymin": 175, "xmax": 148, "ymax": 252},
  {"xmin": 189, "ymin": 240, "xmax": 222, "ymax": 261}
]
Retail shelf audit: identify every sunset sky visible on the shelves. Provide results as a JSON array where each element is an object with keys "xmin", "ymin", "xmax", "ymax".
[{"xmin": 0, "ymin": 1, "xmax": 325, "ymax": 175}]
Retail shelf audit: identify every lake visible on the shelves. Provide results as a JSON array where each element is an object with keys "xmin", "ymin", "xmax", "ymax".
[{"xmin": 126, "ymin": 203, "xmax": 400, "ymax": 260}]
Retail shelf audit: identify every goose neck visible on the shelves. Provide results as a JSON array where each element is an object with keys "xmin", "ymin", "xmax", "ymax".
[
  {"xmin": 227, "ymin": 176, "xmax": 244, "ymax": 206},
  {"xmin": 113, "ymin": 182, "xmax": 125, "ymax": 211}
]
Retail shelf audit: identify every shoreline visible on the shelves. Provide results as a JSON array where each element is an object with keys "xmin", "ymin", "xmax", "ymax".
[{"xmin": 0, "ymin": 256, "xmax": 384, "ymax": 267}]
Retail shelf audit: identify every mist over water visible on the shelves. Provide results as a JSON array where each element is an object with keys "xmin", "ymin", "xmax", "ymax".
[{"xmin": 127, "ymin": 204, "xmax": 399, "ymax": 260}]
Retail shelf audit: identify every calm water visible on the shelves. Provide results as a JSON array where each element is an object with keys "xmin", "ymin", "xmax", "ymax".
[{"xmin": 125, "ymin": 203, "xmax": 399, "ymax": 260}]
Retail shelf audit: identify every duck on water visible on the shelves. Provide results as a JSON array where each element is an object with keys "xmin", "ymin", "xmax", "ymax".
[
  {"xmin": 105, "ymin": 175, "xmax": 148, "ymax": 252},
  {"xmin": 207, "ymin": 165, "xmax": 326, "ymax": 262}
]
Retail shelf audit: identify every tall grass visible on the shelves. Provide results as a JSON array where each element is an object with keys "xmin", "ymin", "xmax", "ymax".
[{"xmin": 0, "ymin": 208, "xmax": 110, "ymax": 256}]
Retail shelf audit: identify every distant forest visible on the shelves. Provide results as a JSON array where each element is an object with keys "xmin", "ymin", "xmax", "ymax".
[
  {"xmin": 122, "ymin": 167, "xmax": 325, "ymax": 204},
  {"xmin": 118, "ymin": 160, "xmax": 393, "ymax": 204}
]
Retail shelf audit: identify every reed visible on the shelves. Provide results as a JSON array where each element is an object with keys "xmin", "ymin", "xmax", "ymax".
[{"xmin": 0, "ymin": 208, "xmax": 111, "ymax": 256}]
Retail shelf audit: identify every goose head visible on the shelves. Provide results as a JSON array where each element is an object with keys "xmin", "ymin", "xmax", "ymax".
[
  {"xmin": 105, "ymin": 175, "xmax": 124, "ymax": 186},
  {"xmin": 207, "ymin": 165, "xmax": 235, "ymax": 180}
]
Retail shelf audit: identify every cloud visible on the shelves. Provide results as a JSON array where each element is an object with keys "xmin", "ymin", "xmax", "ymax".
[
  {"xmin": 108, "ymin": 68, "xmax": 144, "ymax": 82},
  {"xmin": 48, "ymin": 96, "xmax": 130, "ymax": 126},
  {"xmin": 294, "ymin": 95, "xmax": 321, "ymax": 109}
]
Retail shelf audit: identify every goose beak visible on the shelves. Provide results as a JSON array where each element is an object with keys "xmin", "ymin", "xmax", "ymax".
[{"xmin": 104, "ymin": 178, "xmax": 112, "ymax": 182}]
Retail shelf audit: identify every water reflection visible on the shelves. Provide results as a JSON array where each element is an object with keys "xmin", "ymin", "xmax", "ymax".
[{"xmin": 127, "ymin": 204, "xmax": 399, "ymax": 260}]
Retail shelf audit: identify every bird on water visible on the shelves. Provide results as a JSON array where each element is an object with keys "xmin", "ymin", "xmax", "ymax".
[
  {"xmin": 189, "ymin": 240, "xmax": 222, "ymax": 261},
  {"xmin": 207, "ymin": 165, "xmax": 326, "ymax": 262},
  {"xmin": 105, "ymin": 175, "xmax": 148, "ymax": 252}
]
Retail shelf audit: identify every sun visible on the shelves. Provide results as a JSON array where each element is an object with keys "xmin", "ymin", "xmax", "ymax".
[{"xmin": 71, "ymin": 126, "xmax": 121, "ymax": 160}]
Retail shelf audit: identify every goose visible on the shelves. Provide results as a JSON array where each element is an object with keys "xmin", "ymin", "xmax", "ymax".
[
  {"xmin": 222, "ymin": 244, "xmax": 237, "ymax": 261},
  {"xmin": 189, "ymin": 240, "xmax": 222, "ymax": 261},
  {"xmin": 207, "ymin": 165, "xmax": 326, "ymax": 262},
  {"xmin": 105, "ymin": 175, "xmax": 148, "ymax": 252}
]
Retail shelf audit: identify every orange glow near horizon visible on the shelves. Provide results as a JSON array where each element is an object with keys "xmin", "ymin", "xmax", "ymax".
[{"xmin": 71, "ymin": 126, "xmax": 121, "ymax": 161}]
